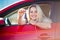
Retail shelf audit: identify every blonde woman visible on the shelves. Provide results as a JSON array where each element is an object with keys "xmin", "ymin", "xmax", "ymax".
[{"xmin": 18, "ymin": 4, "xmax": 52, "ymax": 29}]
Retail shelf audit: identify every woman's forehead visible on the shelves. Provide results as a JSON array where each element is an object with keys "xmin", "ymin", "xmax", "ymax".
[
  {"xmin": 30, "ymin": 7, "xmax": 36, "ymax": 10},
  {"xmin": 30, "ymin": 7, "xmax": 37, "ymax": 11}
]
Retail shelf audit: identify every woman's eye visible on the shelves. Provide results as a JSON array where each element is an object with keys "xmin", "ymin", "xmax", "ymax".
[{"xmin": 35, "ymin": 11, "xmax": 37, "ymax": 13}]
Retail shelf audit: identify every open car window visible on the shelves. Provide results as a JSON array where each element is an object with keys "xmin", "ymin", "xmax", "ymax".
[{"xmin": 4, "ymin": 4, "xmax": 51, "ymax": 26}]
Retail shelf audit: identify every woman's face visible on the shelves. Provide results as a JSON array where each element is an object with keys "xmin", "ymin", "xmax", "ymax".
[{"xmin": 29, "ymin": 7, "xmax": 38, "ymax": 20}]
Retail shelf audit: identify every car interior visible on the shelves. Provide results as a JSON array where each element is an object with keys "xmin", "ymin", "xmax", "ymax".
[{"xmin": 2, "ymin": 4, "xmax": 51, "ymax": 26}]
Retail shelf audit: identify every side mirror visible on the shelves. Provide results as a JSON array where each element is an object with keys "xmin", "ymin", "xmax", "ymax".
[
  {"xmin": 4, "ymin": 18, "xmax": 11, "ymax": 26},
  {"xmin": 0, "ymin": 18, "xmax": 5, "ymax": 28}
]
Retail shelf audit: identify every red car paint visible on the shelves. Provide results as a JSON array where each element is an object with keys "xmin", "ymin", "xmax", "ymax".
[{"xmin": 1, "ymin": 23, "xmax": 60, "ymax": 40}]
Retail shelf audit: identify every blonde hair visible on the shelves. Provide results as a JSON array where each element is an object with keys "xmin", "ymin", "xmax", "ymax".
[{"xmin": 27, "ymin": 4, "xmax": 52, "ymax": 23}]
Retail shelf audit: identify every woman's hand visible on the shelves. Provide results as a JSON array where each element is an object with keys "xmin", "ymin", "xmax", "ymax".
[
  {"xmin": 18, "ymin": 8, "xmax": 26, "ymax": 17},
  {"xmin": 18, "ymin": 8, "xmax": 26, "ymax": 25}
]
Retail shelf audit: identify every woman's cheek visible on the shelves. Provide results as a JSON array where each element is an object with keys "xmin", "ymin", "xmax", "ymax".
[{"xmin": 31, "ymin": 15, "xmax": 33, "ymax": 19}]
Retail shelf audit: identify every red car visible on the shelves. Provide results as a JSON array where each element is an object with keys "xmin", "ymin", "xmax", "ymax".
[{"xmin": 0, "ymin": 0, "xmax": 60, "ymax": 40}]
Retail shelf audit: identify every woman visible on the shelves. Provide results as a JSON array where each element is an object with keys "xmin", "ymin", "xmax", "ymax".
[{"xmin": 17, "ymin": 4, "xmax": 52, "ymax": 29}]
